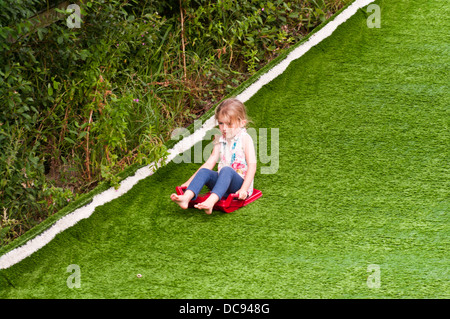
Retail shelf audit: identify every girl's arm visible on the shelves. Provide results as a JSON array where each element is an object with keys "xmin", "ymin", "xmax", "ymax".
[
  {"xmin": 181, "ymin": 136, "xmax": 221, "ymax": 188},
  {"xmin": 237, "ymin": 134, "xmax": 257, "ymax": 199}
]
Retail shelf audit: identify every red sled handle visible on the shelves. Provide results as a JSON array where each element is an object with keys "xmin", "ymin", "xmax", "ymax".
[
  {"xmin": 175, "ymin": 186, "xmax": 186, "ymax": 196},
  {"xmin": 224, "ymin": 193, "xmax": 239, "ymax": 207}
]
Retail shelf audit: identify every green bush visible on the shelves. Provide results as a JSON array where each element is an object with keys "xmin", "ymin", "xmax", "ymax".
[{"xmin": 183, "ymin": 0, "xmax": 344, "ymax": 72}]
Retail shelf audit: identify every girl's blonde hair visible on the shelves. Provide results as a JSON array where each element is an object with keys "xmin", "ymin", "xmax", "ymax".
[{"xmin": 214, "ymin": 98, "xmax": 249, "ymax": 127}]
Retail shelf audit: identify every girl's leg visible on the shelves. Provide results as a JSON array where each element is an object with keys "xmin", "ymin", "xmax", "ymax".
[
  {"xmin": 195, "ymin": 166, "xmax": 244, "ymax": 214},
  {"xmin": 171, "ymin": 168, "xmax": 218, "ymax": 209},
  {"xmin": 210, "ymin": 166, "xmax": 244, "ymax": 200},
  {"xmin": 186, "ymin": 168, "xmax": 218, "ymax": 200}
]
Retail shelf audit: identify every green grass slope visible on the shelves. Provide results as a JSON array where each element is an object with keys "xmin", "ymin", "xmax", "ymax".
[{"xmin": 0, "ymin": 0, "xmax": 448, "ymax": 298}]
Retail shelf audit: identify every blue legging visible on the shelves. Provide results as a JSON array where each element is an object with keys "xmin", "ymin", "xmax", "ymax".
[{"xmin": 186, "ymin": 167, "xmax": 244, "ymax": 200}]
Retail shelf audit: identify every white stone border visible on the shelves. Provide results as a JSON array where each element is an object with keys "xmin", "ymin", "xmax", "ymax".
[{"xmin": 0, "ymin": 0, "xmax": 374, "ymax": 270}]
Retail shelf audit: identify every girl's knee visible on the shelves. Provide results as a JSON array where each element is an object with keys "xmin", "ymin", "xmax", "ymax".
[
  {"xmin": 219, "ymin": 166, "xmax": 234, "ymax": 174},
  {"xmin": 219, "ymin": 166, "xmax": 239, "ymax": 178},
  {"xmin": 198, "ymin": 168, "xmax": 212, "ymax": 175},
  {"xmin": 197, "ymin": 168, "xmax": 216, "ymax": 180}
]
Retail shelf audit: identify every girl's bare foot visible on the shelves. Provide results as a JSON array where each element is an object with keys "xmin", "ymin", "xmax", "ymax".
[
  {"xmin": 170, "ymin": 190, "xmax": 194, "ymax": 209},
  {"xmin": 194, "ymin": 193, "xmax": 219, "ymax": 215}
]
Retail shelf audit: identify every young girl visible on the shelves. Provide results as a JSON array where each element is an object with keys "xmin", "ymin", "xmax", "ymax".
[{"xmin": 170, "ymin": 98, "xmax": 257, "ymax": 214}]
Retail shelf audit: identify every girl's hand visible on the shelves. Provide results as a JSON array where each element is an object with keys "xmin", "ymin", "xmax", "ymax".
[{"xmin": 236, "ymin": 189, "xmax": 248, "ymax": 200}]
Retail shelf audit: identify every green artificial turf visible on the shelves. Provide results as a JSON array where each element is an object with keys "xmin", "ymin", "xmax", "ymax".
[{"xmin": 0, "ymin": 0, "xmax": 448, "ymax": 298}]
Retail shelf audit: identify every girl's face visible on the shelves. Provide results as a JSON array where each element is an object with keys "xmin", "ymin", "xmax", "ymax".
[{"xmin": 217, "ymin": 116, "xmax": 245, "ymax": 140}]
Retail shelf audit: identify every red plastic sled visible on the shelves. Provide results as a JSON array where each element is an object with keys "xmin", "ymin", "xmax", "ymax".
[{"xmin": 175, "ymin": 186, "xmax": 262, "ymax": 213}]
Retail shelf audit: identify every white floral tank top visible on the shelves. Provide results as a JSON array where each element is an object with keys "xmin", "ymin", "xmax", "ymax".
[{"xmin": 218, "ymin": 128, "xmax": 254, "ymax": 196}]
